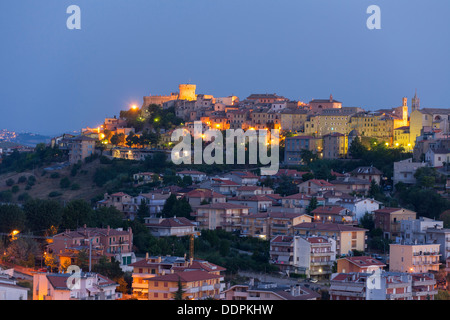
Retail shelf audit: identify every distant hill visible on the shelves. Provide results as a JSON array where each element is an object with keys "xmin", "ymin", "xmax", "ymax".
[{"xmin": 12, "ymin": 133, "xmax": 51, "ymax": 147}]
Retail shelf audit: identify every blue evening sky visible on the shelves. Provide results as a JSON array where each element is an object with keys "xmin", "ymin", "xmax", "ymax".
[{"xmin": 0, "ymin": 0, "xmax": 449, "ymax": 135}]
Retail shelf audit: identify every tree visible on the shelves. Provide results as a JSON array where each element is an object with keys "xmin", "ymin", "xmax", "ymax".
[
  {"xmin": 306, "ymin": 197, "xmax": 318, "ymax": 214},
  {"xmin": 414, "ymin": 167, "xmax": 440, "ymax": 188},
  {"xmin": 91, "ymin": 206, "xmax": 125, "ymax": 228},
  {"xmin": 6, "ymin": 178, "xmax": 15, "ymax": 187},
  {"xmin": 162, "ymin": 194, "xmax": 178, "ymax": 217},
  {"xmin": 359, "ymin": 212, "xmax": 375, "ymax": 231},
  {"xmin": 173, "ymin": 276, "xmax": 186, "ymax": 300},
  {"xmin": 302, "ymin": 172, "xmax": 314, "ymax": 182},
  {"xmin": 300, "ymin": 149, "xmax": 318, "ymax": 165},
  {"xmin": 44, "ymin": 252, "xmax": 59, "ymax": 272},
  {"xmin": 61, "ymin": 199, "xmax": 93, "ymax": 230},
  {"xmin": 60, "ymin": 177, "xmax": 71, "ymax": 189},
  {"xmin": 92, "ymin": 256, "xmax": 124, "ymax": 280},
  {"xmin": 24, "ymin": 199, "xmax": 63, "ymax": 233},
  {"xmin": 348, "ymin": 136, "xmax": 367, "ymax": 159},
  {"xmin": 76, "ymin": 250, "xmax": 89, "ymax": 271},
  {"xmin": 275, "ymin": 175, "xmax": 298, "ymax": 196},
  {"xmin": 181, "ymin": 175, "xmax": 193, "ymax": 187},
  {"xmin": 368, "ymin": 180, "xmax": 381, "ymax": 198},
  {"xmin": 5, "ymin": 237, "xmax": 40, "ymax": 267},
  {"xmin": 0, "ymin": 204, "xmax": 26, "ymax": 234},
  {"xmin": 136, "ymin": 199, "xmax": 150, "ymax": 223}
]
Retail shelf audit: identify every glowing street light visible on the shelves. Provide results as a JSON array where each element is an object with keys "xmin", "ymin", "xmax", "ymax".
[
  {"xmin": 130, "ymin": 104, "xmax": 138, "ymax": 110},
  {"xmin": 11, "ymin": 230, "xmax": 20, "ymax": 240}
]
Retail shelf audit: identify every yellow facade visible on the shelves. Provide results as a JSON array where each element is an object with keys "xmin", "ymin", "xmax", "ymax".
[{"xmin": 178, "ymin": 84, "xmax": 197, "ymax": 101}]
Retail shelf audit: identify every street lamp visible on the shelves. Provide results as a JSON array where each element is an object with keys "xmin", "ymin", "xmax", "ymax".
[{"xmin": 10, "ymin": 230, "xmax": 19, "ymax": 241}]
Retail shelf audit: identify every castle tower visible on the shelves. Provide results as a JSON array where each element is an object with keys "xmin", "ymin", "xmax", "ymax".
[
  {"xmin": 411, "ymin": 89, "xmax": 420, "ymax": 112},
  {"xmin": 178, "ymin": 84, "xmax": 197, "ymax": 101},
  {"xmin": 401, "ymin": 97, "xmax": 408, "ymax": 126}
]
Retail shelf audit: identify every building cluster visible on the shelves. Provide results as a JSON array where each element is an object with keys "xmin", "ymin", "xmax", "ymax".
[
  {"xmin": 53, "ymin": 84, "xmax": 450, "ymax": 170},
  {"xmin": 88, "ymin": 164, "xmax": 450, "ymax": 300}
]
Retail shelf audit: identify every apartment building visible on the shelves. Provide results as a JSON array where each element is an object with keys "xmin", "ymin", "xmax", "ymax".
[
  {"xmin": 146, "ymin": 270, "xmax": 223, "ymax": 300},
  {"xmin": 389, "ymin": 244, "xmax": 441, "ymax": 273},
  {"xmin": 297, "ymin": 179, "xmax": 335, "ymax": 195},
  {"xmin": 224, "ymin": 281, "xmax": 320, "ymax": 300},
  {"xmin": 336, "ymin": 256, "xmax": 385, "ymax": 273},
  {"xmin": 33, "ymin": 272, "xmax": 119, "ymax": 300},
  {"xmin": 269, "ymin": 235, "xmax": 335, "ymax": 278},
  {"xmin": 241, "ymin": 212, "xmax": 312, "ymax": 239},
  {"xmin": 374, "ymin": 207, "xmax": 417, "ymax": 242},
  {"xmin": 322, "ymin": 132, "xmax": 348, "ymax": 159},
  {"xmin": 393, "ymin": 158, "xmax": 428, "ymax": 186},
  {"xmin": 330, "ymin": 271, "xmax": 425, "ymax": 300},
  {"xmin": 129, "ymin": 255, "xmax": 225, "ymax": 299},
  {"xmin": 191, "ymin": 203, "xmax": 250, "ymax": 232},
  {"xmin": 68, "ymin": 135, "xmax": 96, "ymax": 164},
  {"xmin": 293, "ymin": 222, "xmax": 367, "ymax": 256},
  {"xmin": 49, "ymin": 225, "xmax": 135, "ymax": 272},
  {"xmin": 311, "ymin": 205, "xmax": 356, "ymax": 224}
]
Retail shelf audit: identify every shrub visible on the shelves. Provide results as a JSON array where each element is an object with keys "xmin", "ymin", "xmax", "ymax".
[
  {"xmin": 48, "ymin": 191, "xmax": 62, "ymax": 198},
  {"xmin": 60, "ymin": 177, "xmax": 71, "ymax": 189},
  {"xmin": 18, "ymin": 176, "xmax": 27, "ymax": 183},
  {"xmin": 50, "ymin": 172, "xmax": 60, "ymax": 179},
  {"xmin": 71, "ymin": 183, "xmax": 80, "ymax": 190}
]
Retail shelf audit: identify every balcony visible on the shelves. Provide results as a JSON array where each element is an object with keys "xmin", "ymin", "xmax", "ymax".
[
  {"xmin": 311, "ymin": 251, "xmax": 332, "ymax": 257},
  {"xmin": 269, "ymin": 250, "xmax": 292, "ymax": 256},
  {"xmin": 311, "ymin": 261, "xmax": 332, "ymax": 266},
  {"xmin": 386, "ymin": 292, "xmax": 412, "ymax": 300}
]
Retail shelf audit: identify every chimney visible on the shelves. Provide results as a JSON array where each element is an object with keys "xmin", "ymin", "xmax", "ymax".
[
  {"xmin": 107, "ymin": 225, "xmax": 110, "ymax": 236},
  {"xmin": 146, "ymin": 252, "xmax": 149, "ymax": 260}
]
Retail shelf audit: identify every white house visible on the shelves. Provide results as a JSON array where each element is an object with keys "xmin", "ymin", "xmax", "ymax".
[
  {"xmin": 144, "ymin": 216, "xmax": 197, "ymax": 237},
  {"xmin": 337, "ymin": 197, "xmax": 382, "ymax": 222},
  {"xmin": 134, "ymin": 192, "xmax": 171, "ymax": 215},
  {"xmin": 33, "ymin": 272, "xmax": 119, "ymax": 300},
  {"xmin": 176, "ymin": 170, "xmax": 208, "ymax": 183},
  {"xmin": 0, "ymin": 271, "xmax": 29, "ymax": 300},
  {"xmin": 425, "ymin": 148, "xmax": 450, "ymax": 167}
]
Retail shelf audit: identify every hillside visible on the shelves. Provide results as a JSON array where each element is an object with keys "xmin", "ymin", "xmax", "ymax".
[{"xmin": 0, "ymin": 159, "xmax": 109, "ymax": 204}]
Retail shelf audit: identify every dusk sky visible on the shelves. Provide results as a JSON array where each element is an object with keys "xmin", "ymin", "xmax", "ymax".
[{"xmin": 1, "ymin": 0, "xmax": 449, "ymax": 135}]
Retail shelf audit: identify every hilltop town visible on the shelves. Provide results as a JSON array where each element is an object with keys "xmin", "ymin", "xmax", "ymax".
[{"xmin": 1, "ymin": 84, "xmax": 450, "ymax": 301}]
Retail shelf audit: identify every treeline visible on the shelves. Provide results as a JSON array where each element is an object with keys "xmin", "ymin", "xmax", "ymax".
[{"xmin": 0, "ymin": 144, "xmax": 68, "ymax": 174}]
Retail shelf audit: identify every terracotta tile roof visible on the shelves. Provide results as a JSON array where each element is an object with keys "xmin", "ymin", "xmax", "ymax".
[
  {"xmin": 186, "ymin": 189, "xmax": 226, "ymax": 198},
  {"xmin": 311, "ymin": 206, "xmax": 349, "ymax": 215},
  {"xmin": 211, "ymin": 178, "xmax": 241, "ymax": 186},
  {"xmin": 176, "ymin": 170, "xmax": 207, "ymax": 175},
  {"xmin": 283, "ymin": 193, "xmax": 312, "ymax": 200},
  {"xmin": 245, "ymin": 212, "xmax": 308, "ymax": 219},
  {"xmin": 145, "ymin": 217, "xmax": 196, "ymax": 228},
  {"xmin": 228, "ymin": 195, "xmax": 274, "ymax": 202},
  {"xmin": 373, "ymin": 207, "xmax": 405, "ymax": 214},
  {"xmin": 110, "ymin": 192, "xmax": 130, "ymax": 197},
  {"xmin": 228, "ymin": 171, "xmax": 259, "ymax": 179},
  {"xmin": 341, "ymin": 256, "xmax": 386, "ymax": 267},
  {"xmin": 301, "ymin": 179, "xmax": 334, "ymax": 187},
  {"xmin": 173, "ymin": 260, "xmax": 226, "ymax": 273},
  {"xmin": 197, "ymin": 203, "xmax": 250, "ymax": 210},
  {"xmin": 293, "ymin": 222, "xmax": 367, "ymax": 232},
  {"xmin": 145, "ymin": 270, "xmax": 222, "ymax": 282}
]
